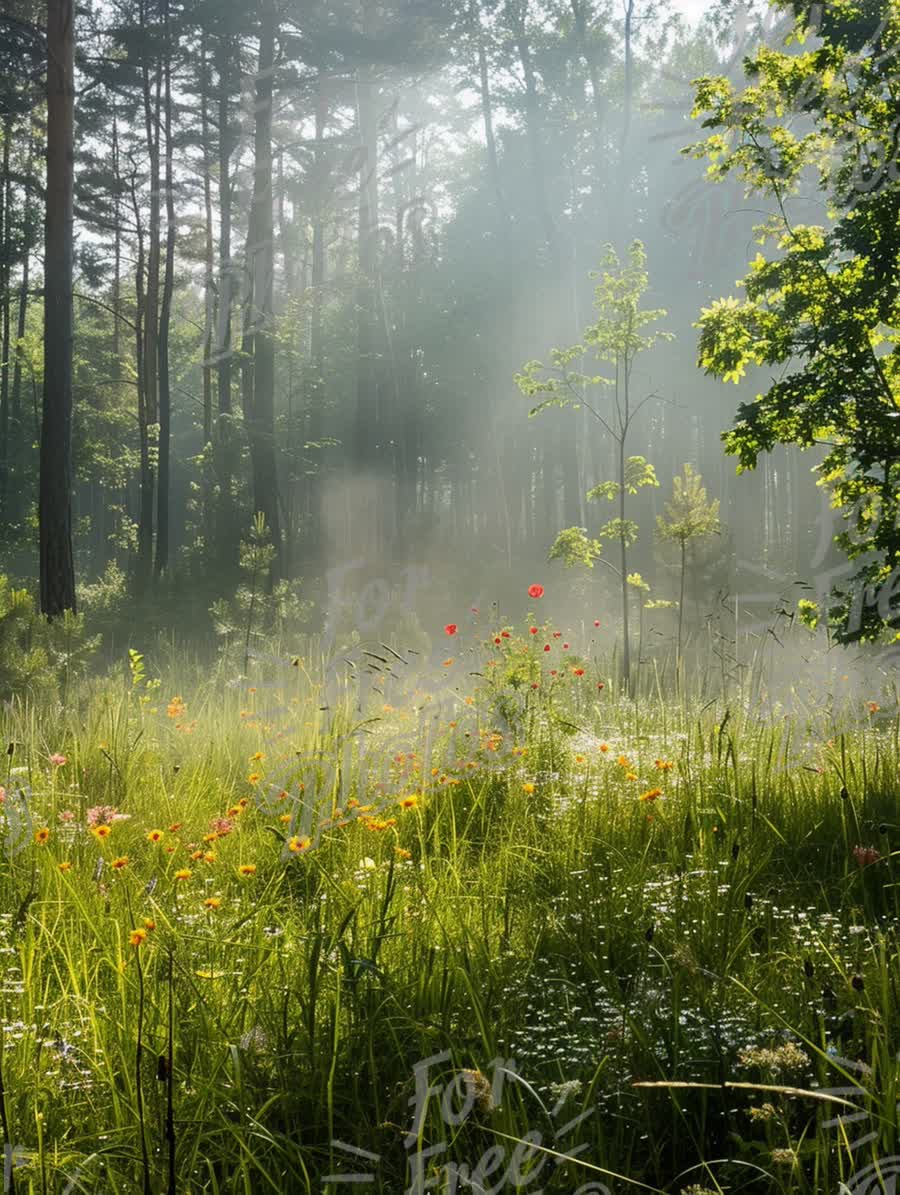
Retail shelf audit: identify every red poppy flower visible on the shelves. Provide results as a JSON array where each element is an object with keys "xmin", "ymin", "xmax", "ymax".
[
  {"xmin": 530, "ymin": 682, "xmax": 539, "ymax": 690},
  {"xmin": 597, "ymin": 682, "xmax": 605, "ymax": 690},
  {"xmin": 550, "ymin": 669, "xmax": 557, "ymax": 676},
  {"xmin": 552, "ymin": 631, "xmax": 561, "ymax": 639},
  {"xmin": 528, "ymin": 584, "xmax": 544, "ymax": 599},
  {"xmin": 543, "ymin": 644, "xmax": 550, "ymax": 652},
  {"xmin": 501, "ymin": 631, "xmax": 510, "ymax": 638},
  {"xmin": 494, "ymin": 637, "xmax": 501, "ymax": 645},
  {"xmin": 573, "ymin": 668, "xmax": 585, "ymax": 677},
  {"xmin": 563, "ymin": 643, "xmax": 569, "ymax": 650},
  {"xmin": 444, "ymin": 624, "xmax": 457, "ymax": 636},
  {"xmin": 594, "ymin": 620, "xmax": 600, "ymax": 627},
  {"xmin": 529, "ymin": 627, "xmax": 538, "ymax": 635}
]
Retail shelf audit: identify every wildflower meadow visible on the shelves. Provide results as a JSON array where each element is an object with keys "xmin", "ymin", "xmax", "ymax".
[{"xmin": 0, "ymin": 584, "xmax": 897, "ymax": 1194}]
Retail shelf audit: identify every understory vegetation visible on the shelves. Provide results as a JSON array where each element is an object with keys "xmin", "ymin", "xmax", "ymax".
[{"xmin": 0, "ymin": 604, "xmax": 896, "ymax": 1193}]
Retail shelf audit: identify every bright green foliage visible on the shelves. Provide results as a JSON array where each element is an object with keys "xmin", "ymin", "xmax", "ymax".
[
  {"xmin": 0, "ymin": 577, "xmax": 99, "ymax": 700},
  {"xmin": 548, "ymin": 526, "xmax": 604, "ymax": 568},
  {"xmin": 623, "ymin": 456, "xmax": 659, "ymax": 494},
  {"xmin": 656, "ymin": 463, "xmax": 721, "ymax": 548},
  {"xmin": 515, "ymin": 243, "xmax": 671, "ymax": 690},
  {"xmin": 211, "ymin": 515, "xmax": 312, "ymax": 669},
  {"xmin": 798, "ymin": 598, "xmax": 820, "ymax": 629},
  {"xmin": 515, "ymin": 244, "xmax": 672, "ymax": 423},
  {"xmin": 0, "ymin": 577, "xmax": 51, "ymax": 698},
  {"xmin": 586, "ymin": 456, "xmax": 659, "ymax": 502},
  {"xmin": 599, "ymin": 518, "xmax": 641, "ymax": 548},
  {"xmin": 689, "ymin": 0, "xmax": 900, "ymax": 642},
  {"xmin": 586, "ymin": 480, "xmax": 620, "ymax": 502},
  {"xmin": 129, "ymin": 648, "xmax": 146, "ymax": 688},
  {"xmin": 657, "ymin": 464, "xmax": 721, "ymax": 658}
]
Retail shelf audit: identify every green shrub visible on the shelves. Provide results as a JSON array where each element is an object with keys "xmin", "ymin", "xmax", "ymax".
[{"xmin": 0, "ymin": 575, "xmax": 100, "ymax": 701}]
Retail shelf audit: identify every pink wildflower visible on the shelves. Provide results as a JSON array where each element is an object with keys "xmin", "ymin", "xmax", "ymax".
[
  {"xmin": 853, "ymin": 845, "xmax": 881, "ymax": 868},
  {"xmin": 86, "ymin": 805, "xmax": 119, "ymax": 827}
]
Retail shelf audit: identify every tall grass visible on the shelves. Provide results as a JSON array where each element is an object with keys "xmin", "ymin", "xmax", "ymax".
[{"xmin": 0, "ymin": 621, "xmax": 896, "ymax": 1193}]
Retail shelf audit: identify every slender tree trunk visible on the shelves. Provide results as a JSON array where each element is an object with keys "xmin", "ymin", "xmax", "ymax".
[
  {"xmin": 354, "ymin": 0, "xmax": 379, "ymax": 487},
  {"xmin": 40, "ymin": 0, "xmax": 77, "ymax": 617},
  {"xmin": 9, "ymin": 237, "xmax": 29, "ymax": 524},
  {"xmin": 570, "ymin": 0, "xmax": 606, "ymax": 203},
  {"xmin": 247, "ymin": 0, "xmax": 281, "ymax": 575},
  {"xmin": 304, "ymin": 69, "xmax": 328, "ymax": 561},
  {"xmin": 616, "ymin": 0, "xmax": 635, "ymax": 244},
  {"xmin": 10, "ymin": 115, "xmax": 36, "ymax": 507},
  {"xmin": 473, "ymin": 4, "xmax": 511, "ymax": 253},
  {"xmin": 111, "ymin": 111, "xmax": 121, "ymax": 360},
  {"xmin": 678, "ymin": 538, "xmax": 685, "ymax": 662},
  {"xmin": 215, "ymin": 35, "xmax": 236, "ymax": 560},
  {"xmin": 198, "ymin": 33, "xmax": 216, "ymax": 555},
  {"xmin": 506, "ymin": 0, "xmax": 557, "ymax": 268},
  {"xmin": 155, "ymin": 0, "xmax": 175, "ymax": 578},
  {"xmin": 200, "ymin": 47, "xmax": 214, "ymax": 448},
  {"xmin": 618, "ymin": 431, "xmax": 630, "ymax": 693},
  {"xmin": 137, "ymin": 2, "xmax": 161, "ymax": 591},
  {"xmin": 0, "ymin": 118, "xmax": 11, "ymax": 513}
]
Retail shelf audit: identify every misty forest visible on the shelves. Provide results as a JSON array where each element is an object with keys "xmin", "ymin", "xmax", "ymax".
[{"xmin": 0, "ymin": 0, "xmax": 899, "ymax": 1190}]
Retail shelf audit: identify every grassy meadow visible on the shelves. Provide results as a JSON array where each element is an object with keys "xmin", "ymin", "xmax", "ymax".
[{"xmin": 0, "ymin": 611, "xmax": 898, "ymax": 1195}]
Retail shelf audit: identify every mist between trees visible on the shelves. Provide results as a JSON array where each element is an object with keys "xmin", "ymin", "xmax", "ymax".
[{"xmin": 1, "ymin": 0, "xmax": 898, "ymax": 662}]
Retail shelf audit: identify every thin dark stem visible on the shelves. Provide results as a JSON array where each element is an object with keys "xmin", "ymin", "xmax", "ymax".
[
  {"xmin": 0, "ymin": 1026, "xmax": 16, "ymax": 1195},
  {"xmin": 135, "ymin": 949, "xmax": 151, "ymax": 1195},
  {"xmin": 166, "ymin": 949, "xmax": 176, "ymax": 1195}
]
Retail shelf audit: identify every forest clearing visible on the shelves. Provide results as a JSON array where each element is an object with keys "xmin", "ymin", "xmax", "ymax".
[
  {"xmin": 0, "ymin": 604, "xmax": 897, "ymax": 1193},
  {"xmin": 1, "ymin": 0, "xmax": 900, "ymax": 1188}
]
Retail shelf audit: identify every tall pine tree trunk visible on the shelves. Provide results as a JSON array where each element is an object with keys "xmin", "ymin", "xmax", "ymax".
[
  {"xmin": 155, "ymin": 0, "xmax": 175, "ymax": 578},
  {"xmin": 304, "ymin": 69, "xmax": 328, "ymax": 562},
  {"xmin": 0, "ymin": 118, "xmax": 11, "ymax": 514},
  {"xmin": 247, "ymin": 0, "xmax": 281, "ymax": 575},
  {"xmin": 131, "ymin": 171, "xmax": 152, "ymax": 591},
  {"xmin": 137, "ymin": 0, "xmax": 161, "ymax": 591},
  {"xmin": 11, "ymin": 115, "xmax": 38, "ymax": 503},
  {"xmin": 200, "ymin": 38, "xmax": 214, "ymax": 448},
  {"xmin": 199, "ymin": 33, "xmax": 216, "ymax": 553},
  {"xmin": 215, "ymin": 35, "xmax": 236, "ymax": 563},
  {"xmin": 9, "ymin": 232, "xmax": 29, "ymax": 525},
  {"xmin": 506, "ymin": 0, "xmax": 557, "ymax": 268},
  {"xmin": 40, "ymin": 0, "xmax": 77, "ymax": 617},
  {"xmin": 354, "ymin": 0, "xmax": 379, "ymax": 492}
]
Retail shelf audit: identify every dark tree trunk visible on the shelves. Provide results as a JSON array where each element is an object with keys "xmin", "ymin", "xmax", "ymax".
[
  {"xmin": 247, "ymin": 0, "xmax": 281, "ymax": 576},
  {"xmin": 9, "ymin": 233, "xmax": 29, "ymax": 520},
  {"xmin": 111, "ymin": 110, "xmax": 121, "ymax": 361},
  {"xmin": 130, "ymin": 166, "xmax": 152, "ymax": 594},
  {"xmin": 616, "ymin": 0, "xmax": 634, "ymax": 243},
  {"xmin": 304, "ymin": 69, "xmax": 328, "ymax": 561},
  {"xmin": 155, "ymin": 0, "xmax": 175, "ymax": 578},
  {"xmin": 354, "ymin": 0, "xmax": 379, "ymax": 483},
  {"xmin": 39, "ymin": 0, "xmax": 77, "ymax": 617},
  {"xmin": 11, "ymin": 116, "xmax": 37, "ymax": 497},
  {"xmin": 0, "ymin": 118, "xmax": 11, "ymax": 513},
  {"xmin": 215, "ymin": 35, "xmax": 237, "ymax": 562},
  {"xmin": 137, "ymin": 0, "xmax": 161, "ymax": 591},
  {"xmin": 199, "ymin": 32, "xmax": 215, "ymax": 551},
  {"xmin": 473, "ymin": 6, "xmax": 510, "ymax": 253},
  {"xmin": 506, "ymin": 0, "xmax": 557, "ymax": 269},
  {"xmin": 570, "ymin": 0, "xmax": 606, "ymax": 200}
]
